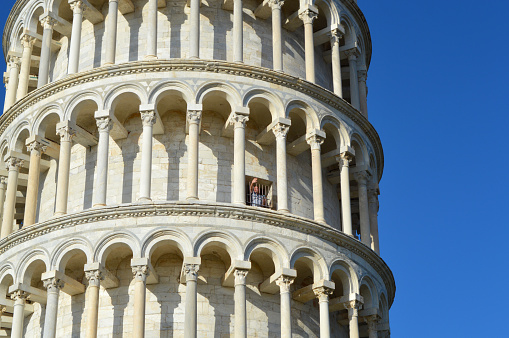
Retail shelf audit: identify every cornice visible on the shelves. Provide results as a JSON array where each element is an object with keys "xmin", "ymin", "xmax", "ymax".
[
  {"xmin": 0, "ymin": 59, "xmax": 384, "ymax": 180},
  {"xmin": 0, "ymin": 200, "xmax": 396, "ymax": 306}
]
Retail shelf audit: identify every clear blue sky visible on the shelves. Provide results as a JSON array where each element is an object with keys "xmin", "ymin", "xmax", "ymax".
[{"xmin": 0, "ymin": 1, "xmax": 507, "ymax": 336}]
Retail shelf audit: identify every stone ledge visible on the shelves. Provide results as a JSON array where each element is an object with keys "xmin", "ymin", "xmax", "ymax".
[{"xmin": 0, "ymin": 200, "xmax": 395, "ymax": 305}]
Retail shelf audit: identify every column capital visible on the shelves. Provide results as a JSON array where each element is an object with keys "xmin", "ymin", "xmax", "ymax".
[
  {"xmin": 95, "ymin": 117, "xmax": 113, "ymax": 133},
  {"xmin": 0, "ymin": 176, "xmax": 7, "ymax": 185},
  {"xmin": 132, "ymin": 265, "xmax": 150, "ymax": 283},
  {"xmin": 234, "ymin": 269, "xmax": 249, "ymax": 286},
  {"xmin": 69, "ymin": 0, "xmax": 86, "ymax": 13},
  {"xmin": 365, "ymin": 314, "xmax": 380, "ymax": 331},
  {"xmin": 5, "ymin": 157, "xmax": 24, "ymax": 171},
  {"xmin": 21, "ymin": 34, "xmax": 37, "ymax": 48},
  {"xmin": 8, "ymin": 55, "xmax": 21, "ymax": 68},
  {"xmin": 40, "ymin": 15, "xmax": 57, "ymax": 30},
  {"xmin": 43, "ymin": 277, "xmax": 65, "ymax": 293},
  {"xmin": 329, "ymin": 28, "xmax": 344, "ymax": 46},
  {"xmin": 140, "ymin": 110, "xmax": 157, "ymax": 127},
  {"xmin": 56, "ymin": 124, "xmax": 77, "ymax": 142},
  {"xmin": 337, "ymin": 151, "xmax": 354, "ymax": 168},
  {"xmin": 354, "ymin": 171, "xmax": 370, "ymax": 186},
  {"xmin": 306, "ymin": 133, "xmax": 325, "ymax": 150},
  {"xmin": 272, "ymin": 122, "xmax": 290, "ymax": 140},
  {"xmin": 299, "ymin": 8, "xmax": 318, "ymax": 25},
  {"xmin": 268, "ymin": 0, "xmax": 285, "ymax": 10},
  {"xmin": 275, "ymin": 275, "xmax": 295, "ymax": 293},
  {"xmin": 345, "ymin": 48, "xmax": 360, "ymax": 61},
  {"xmin": 27, "ymin": 140, "xmax": 47, "ymax": 154},
  {"xmin": 10, "ymin": 289, "xmax": 28, "ymax": 301},
  {"xmin": 184, "ymin": 263, "xmax": 200, "ymax": 282},
  {"xmin": 187, "ymin": 109, "xmax": 202, "ymax": 125},
  {"xmin": 358, "ymin": 70, "xmax": 367, "ymax": 83},
  {"xmin": 231, "ymin": 112, "xmax": 249, "ymax": 128},
  {"xmin": 313, "ymin": 286, "xmax": 334, "ymax": 302},
  {"xmin": 85, "ymin": 269, "xmax": 104, "ymax": 287}
]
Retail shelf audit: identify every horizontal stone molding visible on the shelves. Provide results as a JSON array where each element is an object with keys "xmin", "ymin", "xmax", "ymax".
[
  {"xmin": 0, "ymin": 200, "xmax": 395, "ymax": 305},
  {"xmin": 0, "ymin": 59, "xmax": 384, "ymax": 180}
]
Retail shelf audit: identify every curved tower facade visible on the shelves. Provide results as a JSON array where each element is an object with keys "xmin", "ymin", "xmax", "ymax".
[{"xmin": 0, "ymin": 0, "xmax": 394, "ymax": 337}]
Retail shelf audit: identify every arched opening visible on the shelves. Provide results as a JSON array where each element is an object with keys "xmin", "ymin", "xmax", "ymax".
[{"xmin": 12, "ymin": 128, "xmax": 30, "ymax": 230}]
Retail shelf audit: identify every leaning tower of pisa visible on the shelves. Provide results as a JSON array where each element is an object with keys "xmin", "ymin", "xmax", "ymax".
[{"xmin": 0, "ymin": 0, "xmax": 394, "ymax": 337}]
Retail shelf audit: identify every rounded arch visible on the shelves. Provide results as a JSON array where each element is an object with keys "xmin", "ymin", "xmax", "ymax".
[
  {"xmin": 359, "ymin": 275, "xmax": 379, "ymax": 309},
  {"xmin": 141, "ymin": 228, "xmax": 193, "ymax": 259},
  {"xmin": 340, "ymin": 14, "xmax": 358, "ymax": 46},
  {"xmin": 193, "ymin": 230, "xmax": 243, "ymax": 261},
  {"xmin": 24, "ymin": 0, "xmax": 46, "ymax": 32},
  {"xmin": 9, "ymin": 19, "xmax": 25, "ymax": 53},
  {"xmin": 195, "ymin": 82, "xmax": 242, "ymax": 110},
  {"xmin": 0, "ymin": 264, "xmax": 15, "ymax": 299},
  {"xmin": 64, "ymin": 91, "xmax": 102, "ymax": 123},
  {"xmin": 350, "ymin": 133, "xmax": 369, "ymax": 166},
  {"xmin": 242, "ymin": 88, "xmax": 285, "ymax": 120},
  {"xmin": 148, "ymin": 81, "xmax": 194, "ymax": 107},
  {"xmin": 33, "ymin": 104, "xmax": 63, "ymax": 137},
  {"xmin": 10, "ymin": 121, "xmax": 31, "ymax": 152},
  {"xmin": 289, "ymin": 246, "xmax": 327, "ymax": 282},
  {"xmin": 320, "ymin": 114, "xmax": 349, "ymax": 147},
  {"xmin": 314, "ymin": 0, "xmax": 340, "ymax": 27},
  {"xmin": 16, "ymin": 249, "xmax": 50, "ymax": 284},
  {"xmin": 94, "ymin": 230, "xmax": 141, "ymax": 265},
  {"xmin": 244, "ymin": 236, "xmax": 290, "ymax": 272},
  {"xmin": 329, "ymin": 258, "xmax": 359, "ymax": 295},
  {"xmin": 379, "ymin": 292, "xmax": 390, "ymax": 324},
  {"xmin": 50, "ymin": 237, "xmax": 93, "ymax": 271},
  {"xmin": 285, "ymin": 99, "xmax": 319, "ymax": 132},
  {"xmin": 103, "ymin": 83, "xmax": 148, "ymax": 111}
]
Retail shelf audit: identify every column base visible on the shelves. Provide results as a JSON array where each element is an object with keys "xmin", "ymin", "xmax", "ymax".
[
  {"xmin": 186, "ymin": 197, "xmax": 199, "ymax": 201},
  {"xmin": 144, "ymin": 55, "xmax": 158, "ymax": 61},
  {"xmin": 92, "ymin": 203, "xmax": 106, "ymax": 208},
  {"xmin": 137, "ymin": 197, "xmax": 152, "ymax": 203},
  {"xmin": 53, "ymin": 212, "xmax": 66, "ymax": 217},
  {"xmin": 315, "ymin": 218, "xmax": 326, "ymax": 224},
  {"xmin": 278, "ymin": 208, "xmax": 290, "ymax": 213},
  {"xmin": 102, "ymin": 62, "xmax": 115, "ymax": 66}
]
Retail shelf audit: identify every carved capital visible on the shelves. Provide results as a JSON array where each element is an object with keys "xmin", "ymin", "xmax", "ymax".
[
  {"xmin": 313, "ymin": 286, "xmax": 334, "ymax": 302},
  {"xmin": 8, "ymin": 55, "xmax": 21, "ymax": 69},
  {"xmin": 354, "ymin": 171, "xmax": 370, "ymax": 186},
  {"xmin": 338, "ymin": 152, "xmax": 353, "ymax": 168},
  {"xmin": 70, "ymin": 0, "xmax": 85, "ymax": 13},
  {"xmin": 40, "ymin": 16, "xmax": 57, "ymax": 30},
  {"xmin": 27, "ymin": 140, "xmax": 47, "ymax": 154},
  {"xmin": 365, "ymin": 314, "xmax": 380, "ymax": 331},
  {"xmin": 272, "ymin": 123, "xmax": 290, "ymax": 140},
  {"xmin": 21, "ymin": 34, "xmax": 37, "ymax": 49},
  {"xmin": 96, "ymin": 117, "xmax": 113, "ymax": 133},
  {"xmin": 346, "ymin": 299, "xmax": 362, "ymax": 317},
  {"xmin": 345, "ymin": 48, "xmax": 359, "ymax": 61},
  {"xmin": 234, "ymin": 269, "xmax": 249, "ymax": 286},
  {"xmin": 85, "ymin": 269, "xmax": 103, "ymax": 287},
  {"xmin": 187, "ymin": 110, "xmax": 202, "ymax": 125},
  {"xmin": 132, "ymin": 265, "xmax": 150, "ymax": 283},
  {"xmin": 306, "ymin": 134, "xmax": 325, "ymax": 150},
  {"xmin": 275, "ymin": 275, "xmax": 295, "ymax": 293},
  {"xmin": 57, "ymin": 125, "xmax": 77, "ymax": 142},
  {"xmin": 358, "ymin": 70, "xmax": 367, "ymax": 83},
  {"xmin": 140, "ymin": 111, "xmax": 157, "ymax": 127},
  {"xmin": 330, "ymin": 28, "xmax": 343, "ymax": 46},
  {"xmin": 10, "ymin": 290, "xmax": 28, "ymax": 302},
  {"xmin": 43, "ymin": 277, "xmax": 65, "ymax": 293},
  {"xmin": 5, "ymin": 157, "xmax": 24, "ymax": 171},
  {"xmin": 299, "ymin": 9, "xmax": 318, "ymax": 25},
  {"xmin": 268, "ymin": 0, "xmax": 285, "ymax": 10},
  {"xmin": 0, "ymin": 176, "xmax": 7, "ymax": 185},
  {"xmin": 231, "ymin": 113, "xmax": 249, "ymax": 128},
  {"xmin": 184, "ymin": 263, "xmax": 200, "ymax": 282}
]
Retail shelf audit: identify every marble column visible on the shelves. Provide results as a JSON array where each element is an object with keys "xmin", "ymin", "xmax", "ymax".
[
  {"xmin": 186, "ymin": 109, "xmax": 202, "ymax": 200},
  {"xmin": 355, "ymin": 171, "xmax": 371, "ymax": 247},
  {"xmin": 38, "ymin": 16, "xmax": 56, "ymax": 87},
  {"xmin": 273, "ymin": 123, "xmax": 289, "ymax": 212},
  {"xmin": 184, "ymin": 263, "xmax": 200, "ymax": 338},
  {"xmin": 23, "ymin": 140, "xmax": 47, "ymax": 227},
  {"xmin": 85, "ymin": 270, "xmax": 103, "ymax": 338},
  {"xmin": 132, "ymin": 265, "xmax": 149, "ymax": 338},
  {"xmin": 55, "ymin": 125, "xmax": 76, "ymax": 216},
  {"xmin": 68, "ymin": 1, "xmax": 85, "ymax": 74},
  {"xmin": 358, "ymin": 70, "xmax": 368, "ymax": 117},
  {"xmin": 269, "ymin": 0, "xmax": 284, "ymax": 71},
  {"xmin": 299, "ymin": 9, "xmax": 317, "ymax": 83},
  {"xmin": 146, "ymin": 0, "xmax": 158, "ymax": 59},
  {"xmin": 104, "ymin": 0, "xmax": 119, "ymax": 65},
  {"xmin": 306, "ymin": 134, "xmax": 325, "ymax": 223},
  {"xmin": 189, "ymin": 0, "xmax": 200, "ymax": 58},
  {"xmin": 10, "ymin": 290, "xmax": 28, "ymax": 338},
  {"xmin": 93, "ymin": 117, "xmax": 113, "ymax": 207},
  {"xmin": 0, "ymin": 157, "xmax": 23, "ymax": 238},
  {"xmin": 314, "ymin": 287, "xmax": 333, "ymax": 338},
  {"xmin": 347, "ymin": 300, "xmax": 361, "ymax": 338},
  {"xmin": 345, "ymin": 49, "xmax": 360, "ymax": 110},
  {"xmin": 4, "ymin": 56, "xmax": 21, "ymax": 112},
  {"xmin": 368, "ymin": 187, "xmax": 380, "ymax": 254},
  {"xmin": 233, "ymin": 0, "xmax": 243, "ymax": 62},
  {"xmin": 43, "ymin": 277, "xmax": 65, "ymax": 338},
  {"xmin": 366, "ymin": 315, "xmax": 379, "ymax": 338},
  {"xmin": 139, "ymin": 111, "xmax": 156, "ymax": 201},
  {"xmin": 232, "ymin": 113, "xmax": 249, "ymax": 205},
  {"xmin": 338, "ymin": 152, "xmax": 353, "ymax": 235},
  {"xmin": 234, "ymin": 269, "xmax": 249, "ymax": 338},
  {"xmin": 0, "ymin": 176, "xmax": 7, "ymax": 225},
  {"xmin": 276, "ymin": 275, "xmax": 294, "ymax": 338},
  {"xmin": 330, "ymin": 28, "xmax": 343, "ymax": 97},
  {"xmin": 16, "ymin": 35, "xmax": 36, "ymax": 100}
]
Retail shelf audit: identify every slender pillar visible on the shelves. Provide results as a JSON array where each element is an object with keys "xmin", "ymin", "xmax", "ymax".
[
  {"xmin": 233, "ymin": 0, "xmax": 243, "ymax": 62},
  {"xmin": 276, "ymin": 275, "xmax": 294, "ymax": 338},
  {"xmin": 366, "ymin": 315, "xmax": 379, "ymax": 338},
  {"xmin": 273, "ymin": 123, "xmax": 289, "ymax": 212},
  {"xmin": 269, "ymin": 0, "xmax": 284, "ymax": 71},
  {"xmin": 104, "ymin": 0, "xmax": 119, "ymax": 65},
  {"xmin": 93, "ymin": 117, "xmax": 113, "ymax": 207},
  {"xmin": 54, "ymin": 124, "xmax": 76, "ymax": 216},
  {"xmin": 347, "ymin": 300, "xmax": 361, "ymax": 338},
  {"xmin": 139, "ymin": 111, "xmax": 156, "ymax": 201},
  {"xmin": 68, "ymin": 1, "xmax": 85, "ymax": 74},
  {"xmin": 38, "ymin": 16, "xmax": 56, "ymax": 87},
  {"xmin": 358, "ymin": 70, "xmax": 368, "ymax": 117},
  {"xmin": 186, "ymin": 109, "xmax": 202, "ymax": 200},
  {"xmin": 314, "ymin": 287, "xmax": 333, "ymax": 338},
  {"xmin": 354, "ymin": 171, "xmax": 371, "ymax": 247},
  {"xmin": 345, "ymin": 49, "xmax": 360, "ymax": 109},
  {"xmin": 234, "ymin": 269, "xmax": 249, "ymax": 338},
  {"xmin": 85, "ymin": 270, "xmax": 103, "ymax": 338},
  {"xmin": 16, "ymin": 35, "xmax": 36, "ymax": 99},
  {"xmin": 232, "ymin": 113, "xmax": 249, "ymax": 205},
  {"xmin": 146, "ymin": 0, "xmax": 158, "ymax": 59},
  {"xmin": 338, "ymin": 152, "xmax": 353, "ymax": 235},
  {"xmin": 299, "ymin": 9, "xmax": 318, "ymax": 83},
  {"xmin": 306, "ymin": 134, "xmax": 325, "ymax": 223},
  {"xmin": 0, "ymin": 176, "xmax": 7, "ymax": 225},
  {"xmin": 132, "ymin": 265, "xmax": 149, "ymax": 338},
  {"xmin": 189, "ymin": 0, "xmax": 200, "ymax": 58},
  {"xmin": 184, "ymin": 263, "xmax": 200, "ymax": 338},
  {"xmin": 4, "ymin": 56, "xmax": 21, "ymax": 112},
  {"xmin": 43, "ymin": 277, "xmax": 65, "ymax": 338},
  {"xmin": 330, "ymin": 29, "xmax": 343, "ymax": 97},
  {"xmin": 368, "ymin": 187, "xmax": 380, "ymax": 254},
  {"xmin": 23, "ymin": 140, "xmax": 46, "ymax": 227},
  {"xmin": 10, "ymin": 290, "xmax": 28, "ymax": 338},
  {"xmin": 0, "ymin": 157, "xmax": 23, "ymax": 238}
]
